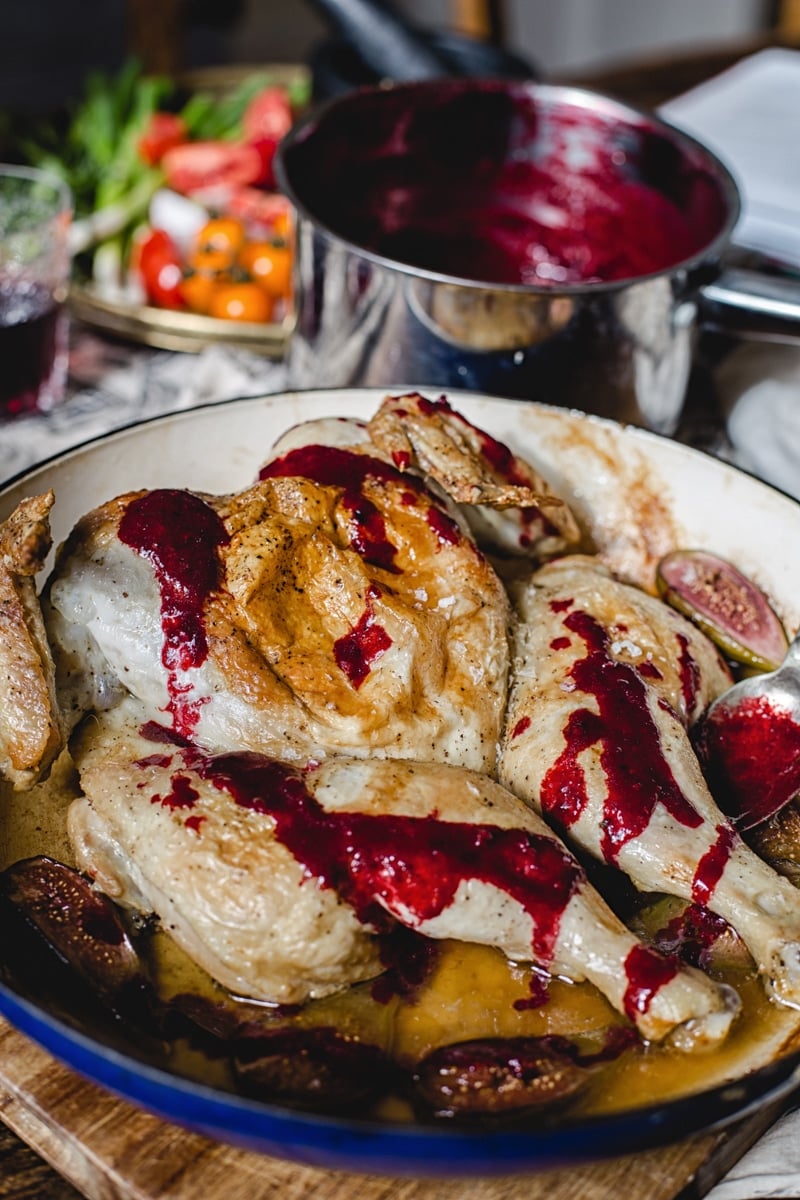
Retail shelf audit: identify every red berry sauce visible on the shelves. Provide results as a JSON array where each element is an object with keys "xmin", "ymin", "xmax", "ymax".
[
  {"xmin": 691, "ymin": 823, "xmax": 737, "ymax": 906},
  {"xmin": 622, "ymin": 944, "xmax": 680, "ymax": 1021},
  {"xmin": 138, "ymin": 726, "xmax": 585, "ymax": 970},
  {"xmin": 698, "ymin": 695, "xmax": 800, "ymax": 829},
  {"xmin": 280, "ymin": 81, "xmax": 728, "ymax": 288},
  {"xmin": 333, "ymin": 583, "xmax": 393, "ymax": 688},
  {"xmin": 118, "ymin": 489, "xmax": 230, "ymax": 738},
  {"xmin": 540, "ymin": 609, "xmax": 703, "ymax": 863}
]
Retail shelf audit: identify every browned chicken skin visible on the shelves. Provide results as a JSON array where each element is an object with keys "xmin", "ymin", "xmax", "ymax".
[
  {"xmin": 500, "ymin": 556, "xmax": 800, "ymax": 1009},
  {"xmin": 46, "ymin": 437, "xmax": 511, "ymax": 772},
  {"xmin": 68, "ymin": 697, "xmax": 736, "ymax": 1045},
  {"xmin": 0, "ymin": 492, "xmax": 62, "ymax": 788}
]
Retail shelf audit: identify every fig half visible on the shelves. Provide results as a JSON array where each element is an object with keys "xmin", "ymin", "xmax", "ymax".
[
  {"xmin": 656, "ymin": 549, "xmax": 789, "ymax": 672},
  {"xmin": 412, "ymin": 1036, "xmax": 588, "ymax": 1118}
]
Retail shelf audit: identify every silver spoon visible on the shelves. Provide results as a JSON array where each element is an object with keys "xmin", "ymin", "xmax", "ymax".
[{"xmin": 697, "ymin": 631, "xmax": 800, "ymax": 830}]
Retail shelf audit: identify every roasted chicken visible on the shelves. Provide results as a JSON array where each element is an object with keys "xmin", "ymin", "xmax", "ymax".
[
  {"xmin": 500, "ymin": 556, "xmax": 800, "ymax": 1008},
  {"xmin": 0, "ymin": 391, "xmax": 798, "ymax": 1068},
  {"xmin": 0, "ymin": 491, "xmax": 62, "ymax": 789},
  {"xmin": 68, "ymin": 697, "xmax": 736, "ymax": 1046},
  {"xmin": 45, "ymin": 430, "xmax": 511, "ymax": 773}
]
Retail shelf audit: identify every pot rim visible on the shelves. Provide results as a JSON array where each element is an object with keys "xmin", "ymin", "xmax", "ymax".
[{"xmin": 275, "ymin": 77, "xmax": 742, "ymax": 297}]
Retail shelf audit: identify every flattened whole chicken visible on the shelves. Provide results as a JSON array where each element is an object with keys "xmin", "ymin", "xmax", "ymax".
[
  {"xmin": 68, "ymin": 698, "xmax": 736, "ymax": 1045},
  {"xmin": 44, "ymin": 426, "xmax": 513, "ymax": 772},
  {"xmin": 500, "ymin": 555, "xmax": 800, "ymax": 1009}
]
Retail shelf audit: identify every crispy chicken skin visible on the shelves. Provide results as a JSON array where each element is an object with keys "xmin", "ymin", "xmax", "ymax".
[
  {"xmin": 45, "ymin": 443, "xmax": 510, "ymax": 771},
  {"xmin": 0, "ymin": 492, "xmax": 62, "ymax": 788},
  {"xmin": 500, "ymin": 556, "xmax": 800, "ymax": 1009},
  {"xmin": 366, "ymin": 392, "xmax": 582, "ymax": 559},
  {"xmin": 69, "ymin": 698, "xmax": 736, "ymax": 1045}
]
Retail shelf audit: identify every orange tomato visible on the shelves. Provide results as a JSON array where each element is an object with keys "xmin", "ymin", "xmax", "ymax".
[
  {"xmin": 189, "ymin": 217, "xmax": 247, "ymax": 273},
  {"xmin": 238, "ymin": 240, "xmax": 292, "ymax": 300},
  {"xmin": 208, "ymin": 282, "xmax": 273, "ymax": 323},
  {"xmin": 179, "ymin": 270, "xmax": 225, "ymax": 315}
]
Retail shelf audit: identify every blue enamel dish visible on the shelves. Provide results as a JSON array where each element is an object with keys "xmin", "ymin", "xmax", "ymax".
[{"xmin": 1, "ymin": 389, "xmax": 800, "ymax": 1176}]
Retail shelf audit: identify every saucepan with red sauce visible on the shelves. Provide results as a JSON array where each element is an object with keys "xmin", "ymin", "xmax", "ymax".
[{"xmin": 276, "ymin": 79, "xmax": 800, "ymax": 434}]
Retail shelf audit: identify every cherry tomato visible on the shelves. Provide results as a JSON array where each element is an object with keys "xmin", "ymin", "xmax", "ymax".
[
  {"xmin": 137, "ymin": 112, "xmax": 187, "ymax": 166},
  {"xmin": 179, "ymin": 270, "xmax": 224, "ymax": 315},
  {"xmin": 242, "ymin": 86, "xmax": 293, "ymax": 144},
  {"xmin": 131, "ymin": 228, "xmax": 185, "ymax": 309},
  {"xmin": 188, "ymin": 217, "xmax": 246, "ymax": 273},
  {"xmin": 162, "ymin": 141, "xmax": 263, "ymax": 197},
  {"xmin": 238, "ymin": 240, "xmax": 292, "ymax": 300},
  {"xmin": 208, "ymin": 282, "xmax": 273, "ymax": 323}
]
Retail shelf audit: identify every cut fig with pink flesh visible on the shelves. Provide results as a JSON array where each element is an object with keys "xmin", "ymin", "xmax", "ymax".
[{"xmin": 656, "ymin": 550, "xmax": 789, "ymax": 672}]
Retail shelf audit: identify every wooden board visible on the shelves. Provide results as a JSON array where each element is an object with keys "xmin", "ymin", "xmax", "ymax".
[{"xmin": 0, "ymin": 1016, "xmax": 789, "ymax": 1200}]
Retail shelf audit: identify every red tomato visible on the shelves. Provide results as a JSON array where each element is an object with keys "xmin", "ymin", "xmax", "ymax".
[
  {"xmin": 242, "ymin": 86, "xmax": 293, "ymax": 144},
  {"xmin": 248, "ymin": 136, "xmax": 280, "ymax": 188},
  {"xmin": 131, "ymin": 228, "xmax": 185, "ymax": 309},
  {"xmin": 137, "ymin": 112, "xmax": 187, "ymax": 166},
  {"xmin": 224, "ymin": 187, "xmax": 293, "ymax": 238},
  {"xmin": 162, "ymin": 141, "xmax": 263, "ymax": 197}
]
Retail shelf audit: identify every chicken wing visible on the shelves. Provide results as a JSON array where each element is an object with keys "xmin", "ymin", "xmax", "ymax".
[
  {"xmin": 366, "ymin": 392, "xmax": 582, "ymax": 559},
  {"xmin": 500, "ymin": 556, "xmax": 800, "ymax": 1008},
  {"xmin": 69, "ymin": 698, "xmax": 736, "ymax": 1045},
  {"xmin": 0, "ymin": 491, "xmax": 62, "ymax": 789}
]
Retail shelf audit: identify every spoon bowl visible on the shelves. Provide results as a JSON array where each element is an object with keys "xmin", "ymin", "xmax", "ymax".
[{"xmin": 698, "ymin": 634, "xmax": 800, "ymax": 830}]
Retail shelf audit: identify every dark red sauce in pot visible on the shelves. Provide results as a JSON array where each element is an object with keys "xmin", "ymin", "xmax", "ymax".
[{"xmin": 279, "ymin": 80, "xmax": 730, "ymax": 288}]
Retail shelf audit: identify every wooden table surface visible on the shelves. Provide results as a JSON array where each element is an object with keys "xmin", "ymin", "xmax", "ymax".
[{"xmin": 2, "ymin": 30, "xmax": 799, "ymax": 1200}]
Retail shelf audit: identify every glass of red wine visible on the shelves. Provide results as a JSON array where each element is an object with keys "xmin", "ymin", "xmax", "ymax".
[{"xmin": 0, "ymin": 164, "xmax": 72, "ymax": 418}]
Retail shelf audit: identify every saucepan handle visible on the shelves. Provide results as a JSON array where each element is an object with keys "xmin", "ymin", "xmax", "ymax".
[{"xmin": 700, "ymin": 266, "xmax": 800, "ymax": 342}]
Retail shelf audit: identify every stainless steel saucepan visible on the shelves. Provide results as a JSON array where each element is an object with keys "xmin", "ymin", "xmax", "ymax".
[{"xmin": 276, "ymin": 78, "xmax": 800, "ymax": 435}]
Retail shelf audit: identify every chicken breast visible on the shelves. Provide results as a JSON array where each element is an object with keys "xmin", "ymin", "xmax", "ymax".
[
  {"xmin": 69, "ymin": 699, "xmax": 735, "ymax": 1045},
  {"xmin": 500, "ymin": 556, "xmax": 800, "ymax": 1009},
  {"xmin": 0, "ymin": 491, "xmax": 62, "ymax": 788},
  {"xmin": 45, "ymin": 439, "xmax": 510, "ymax": 771}
]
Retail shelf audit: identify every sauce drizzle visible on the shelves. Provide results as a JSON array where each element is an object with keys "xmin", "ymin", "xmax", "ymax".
[
  {"xmin": 540, "ymin": 610, "xmax": 703, "ymax": 862},
  {"xmin": 139, "ymin": 726, "xmax": 586, "ymax": 970},
  {"xmin": 333, "ymin": 584, "xmax": 393, "ymax": 688},
  {"xmin": 118, "ymin": 489, "xmax": 230, "ymax": 738}
]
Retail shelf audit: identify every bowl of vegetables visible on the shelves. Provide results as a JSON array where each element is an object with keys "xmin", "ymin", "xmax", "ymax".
[{"xmin": 17, "ymin": 60, "xmax": 309, "ymax": 356}]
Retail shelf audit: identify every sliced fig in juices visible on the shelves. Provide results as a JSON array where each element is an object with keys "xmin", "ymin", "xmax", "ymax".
[{"xmin": 656, "ymin": 550, "xmax": 789, "ymax": 672}]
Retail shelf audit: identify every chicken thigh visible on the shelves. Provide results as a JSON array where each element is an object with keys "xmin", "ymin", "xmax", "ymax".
[
  {"xmin": 69, "ymin": 698, "xmax": 736, "ymax": 1046},
  {"xmin": 500, "ymin": 556, "xmax": 800, "ymax": 1008}
]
